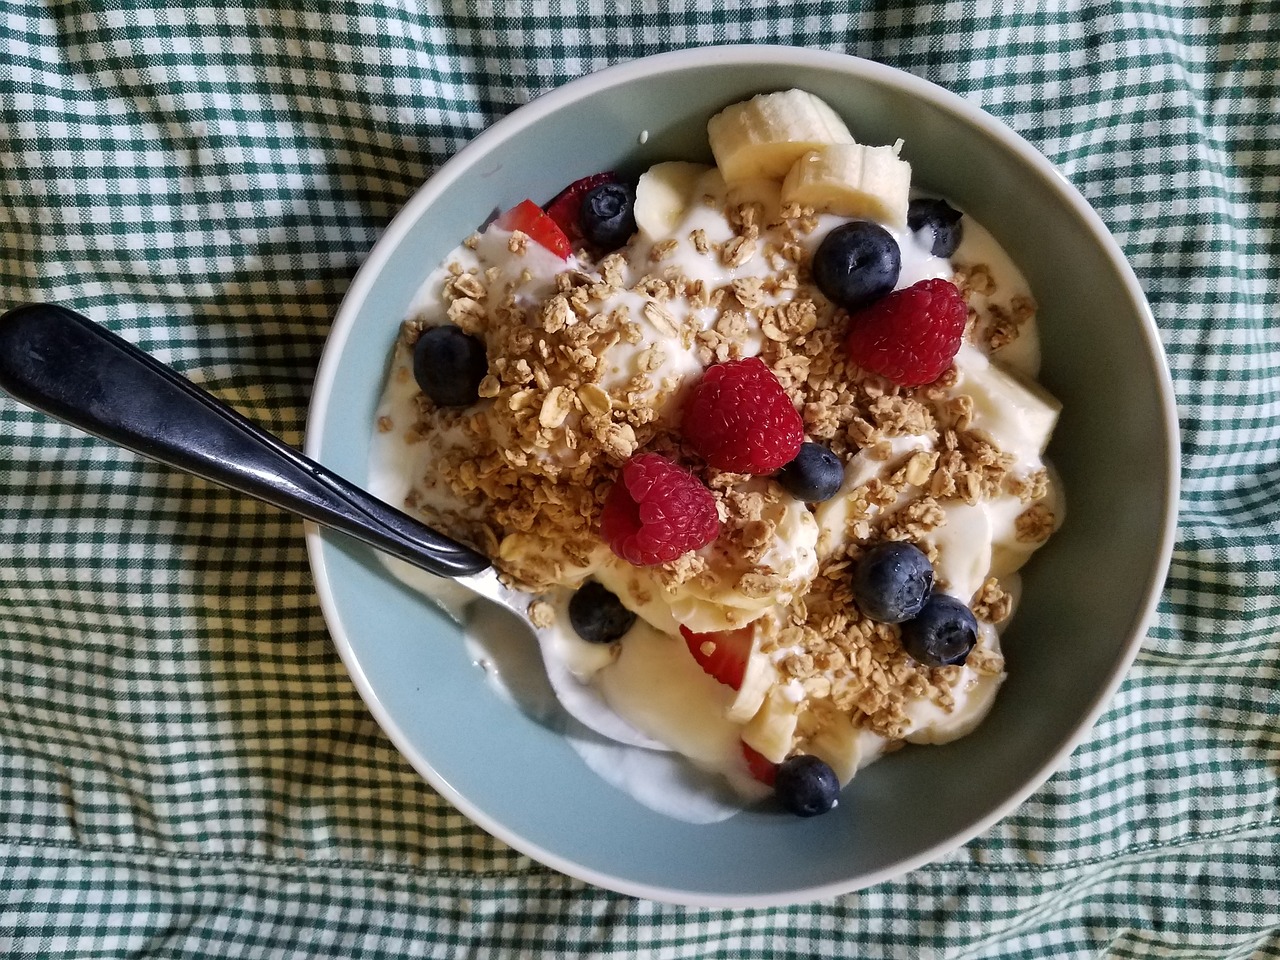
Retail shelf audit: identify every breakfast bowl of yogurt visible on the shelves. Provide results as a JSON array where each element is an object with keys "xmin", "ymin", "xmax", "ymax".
[{"xmin": 305, "ymin": 46, "xmax": 1178, "ymax": 906}]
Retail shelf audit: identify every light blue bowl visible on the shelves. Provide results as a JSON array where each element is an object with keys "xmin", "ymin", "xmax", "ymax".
[{"xmin": 305, "ymin": 46, "xmax": 1179, "ymax": 906}]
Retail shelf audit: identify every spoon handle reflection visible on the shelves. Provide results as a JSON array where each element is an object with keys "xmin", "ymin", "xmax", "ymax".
[{"xmin": 0, "ymin": 303, "xmax": 490, "ymax": 579}]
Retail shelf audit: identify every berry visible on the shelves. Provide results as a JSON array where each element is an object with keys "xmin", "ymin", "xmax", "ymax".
[
  {"xmin": 775, "ymin": 755, "xmax": 840, "ymax": 817},
  {"xmin": 812, "ymin": 220, "xmax": 901, "ymax": 312},
  {"xmin": 741, "ymin": 741, "xmax": 778, "ymax": 786},
  {"xmin": 679, "ymin": 624, "xmax": 753, "ymax": 690},
  {"xmin": 852, "ymin": 541, "xmax": 934, "ymax": 624},
  {"xmin": 567, "ymin": 580, "xmax": 636, "ymax": 644},
  {"xmin": 844, "ymin": 277, "xmax": 967, "ymax": 387},
  {"xmin": 413, "ymin": 325, "xmax": 488, "ymax": 407},
  {"xmin": 544, "ymin": 171, "xmax": 618, "ymax": 240},
  {"xmin": 579, "ymin": 181, "xmax": 637, "ymax": 251},
  {"xmin": 900, "ymin": 594, "xmax": 978, "ymax": 667},
  {"xmin": 495, "ymin": 198, "xmax": 572, "ymax": 259},
  {"xmin": 682, "ymin": 357, "xmax": 804, "ymax": 474},
  {"xmin": 599, "ymin": 453, "xmax": 719, "ymax": 566},
  {"xmin": 776, "ymin": 442, "xmax": 844, "ymax": 502},
  {"xmin": 907, "ymin": 197, "xmax": 964, "ymax": 258}
]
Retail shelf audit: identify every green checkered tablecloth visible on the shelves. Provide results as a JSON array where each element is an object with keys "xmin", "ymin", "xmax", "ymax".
[{"xmin": 1, "ymin": 1, "xmax": 1277, "ymax": 956}]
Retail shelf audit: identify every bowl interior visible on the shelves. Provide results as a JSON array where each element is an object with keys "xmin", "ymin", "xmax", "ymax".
[{"xmin": 306, "ymin": 48, "xmax": 1176, "ymax": 906}]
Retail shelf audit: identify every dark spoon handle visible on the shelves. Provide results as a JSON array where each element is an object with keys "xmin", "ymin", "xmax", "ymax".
[{"xmin": 0, "ymin": 303, "xmax": 489, "ymax": 578}]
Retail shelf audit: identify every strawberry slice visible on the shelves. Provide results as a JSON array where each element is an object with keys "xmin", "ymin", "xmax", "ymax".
[
  {"xmin": 741, "ymin": 741, "xmax": 778, "ymax": 786},
  {"xmin": 543, "ymin": 171, "xmax": 618, "ymax": 240},
  {"xmin": 495, "ymin": 199, "xmax": 572, "ymax": 259},
  {"xmin": 679, "ymin": 624, "xmax": 753, "ymax": 690}
]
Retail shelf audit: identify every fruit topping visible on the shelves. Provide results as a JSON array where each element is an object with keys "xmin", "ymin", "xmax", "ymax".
[
  {"xmin": 907, "ymin": 196, "xmax": 964, "ymax": 258},
  {"xmin": 633, "ymin": 161, "xmax": 709, "ymax": 238},
  {"xmin": 900, "ymin": 594, "xmax": 979, "ymax": 667},
  {"xmin": 812, "ymin": 220, "xmax": 901, "ymax": 312},
  {"xmin": 782, "ymin": 143, "xmax": 912, "ymax": 227},
  {"xmin": 679, "ymin": 624, "xmax": 753, "ymax": 690},
  {"xmin": 682, "ymin": 357, "xmax": 804, "ymax": 474},
  {"xmin": 776, "ymin": 441, "xmax": 844, "ymax": 502},
  {"xmin": 599, "ymin": 453, "xmax": 720, "ymax": 566},
  {"xmin": 844, "ymin": 277, "xmax": 967, "ymax": 387},
  {"xmin": 412, "ymin": 325, "xmax": 488, "ymax": 407},
  {"xmin": 579, "ymin": 181, "xmax": 637, "ymax": 252},
  {"xmin": 495, "ymin": 198, "xmax": 572, "ymax": 259},
  {"xmin": 774, "ymin": 755, "xmax": 840, "ymax": 817},
  {"xmin": 706, "ymin": 89, "xmax": 855, "ymax": 183},
  {"xmin": 741, "ymin": 740, "xmax": 778, "ymax": 786},
  {"xmin": 567, "ymin": 580, "xmax": 637, "ymax": 644},
  {"xmin": 543, "ymin": 171, "xmax": 617, "ymax": 240},
  {"xmin": 851, "ymin": 541, "xmax": 934, "ymax": 624}
]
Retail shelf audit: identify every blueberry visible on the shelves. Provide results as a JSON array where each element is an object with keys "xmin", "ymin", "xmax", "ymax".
[
  {"xmin": 775, "ymin": 755, "xmax": 840, "ymax": 817},
  {"xmin": 413, "ymin": 325, "xmax": 487, "ymax": 407},
  {"xmin": 567, "ymin": 581, "xmax": 636, "ymax": 644},
  {"xmin": 907, "ymin": 197, "xmax": 964, "ymax": 258},
  {"xmin": 852, "ymin": 541, "xmax": 934, "ymax": 624},
  {"xmin": 900, "ymin": 594, "xmax": 978, "ymax": 667},
  {"xmin": 812, "ymin": 220, "xmax": 901, "ymax": 312},
  {"xmin": 579, "ymin": 181, "xmax": 636, "ymax": 251},
  {"xmin": 776, "ymin": 442, "xmax": 844, "ymax": 502}
]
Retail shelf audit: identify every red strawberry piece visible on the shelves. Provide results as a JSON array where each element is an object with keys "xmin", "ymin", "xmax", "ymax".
[
  {"xmin": 678, "ymin": 623, "xmax": 753, "ymax": 690},
  {"xmin": 844, "ymin": 277, "xmax": 968, "ymax": 387},
  {"xmin": 495, "ymin": 198, "xmax": 572, "ymax": 259},
  {"xmin": 681, "ymin": 356, "xmax": 804, "ymax": 474},
  {"xmin": 544, "ymin": 172, "xmax": 617, "ymax": 240},
  {"xmin": 599, "ymin": 453, "xmax": 720, "ymax": 566},
  {"xmin": 741, "ymin": 740, "xmax": 778, "ymax": 786}
]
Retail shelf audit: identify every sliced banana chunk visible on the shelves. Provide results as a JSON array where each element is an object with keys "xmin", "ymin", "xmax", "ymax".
[
  {"xmin": 953, "ymin": 343, "xmax": 1060, "ymax": 467},
  {"xmin": 813, "ymin": 437, "xmax": 934, "ymax": 558},
  {"xmin": 925, "ymin": 501, "xmax": 994, "ymax": 603},
  {"xmin": 707, "ymin": 89, "xmax": 855, "ymax": 183},
  {"xmin": 904, "ymin": 664, "xmax": 1004, "ymax": 745},
  {"xmin": 725, "ymin": 640, "xmax": 779, "ymax": 724},
  {"xmin": 664, "ymin": 494, "xmax": 819, "ymax": 633},
  {"xmin": 741, "ymin": 685, "xmax": 800, "ymax": 763},
  {"xmin": 781, "ymin": 143, "xmax": 912, "ymax": 227},
  {"xmin": 803, "ymin": 711, "xmax": 862, "ymax": 785},
  {"xmin": 633, "ymin": 161, "xmax": 716, "ymax": 239},
  {"xmin": 990, "ymin": 487, "xmax": 1062, "ymax": 578}
]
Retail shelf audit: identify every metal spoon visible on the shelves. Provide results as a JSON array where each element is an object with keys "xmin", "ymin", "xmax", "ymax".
[{"xmin": 0, "ymin": 303, "xmax": 661, "ymax": 748}]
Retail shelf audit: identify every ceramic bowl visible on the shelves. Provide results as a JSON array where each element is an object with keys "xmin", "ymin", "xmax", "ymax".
[{"xmin": 304, "ymin": 45, "xmax": 1179, "ymax": 906}]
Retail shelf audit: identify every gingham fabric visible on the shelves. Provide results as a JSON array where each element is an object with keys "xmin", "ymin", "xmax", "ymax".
[{"xmin": 1, "ymin": 1, "xmax": 1277, "ymax": 956}]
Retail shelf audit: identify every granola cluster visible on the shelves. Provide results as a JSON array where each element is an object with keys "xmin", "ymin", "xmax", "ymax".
[{"xmin": 380, "ymin": 190, "xmax": 1057, "ymax": 746}]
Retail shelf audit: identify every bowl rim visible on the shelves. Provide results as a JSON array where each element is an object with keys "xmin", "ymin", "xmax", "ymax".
[{"xmin": 303, "ymin": 43, "xmax": 1181, "ymax": 907}]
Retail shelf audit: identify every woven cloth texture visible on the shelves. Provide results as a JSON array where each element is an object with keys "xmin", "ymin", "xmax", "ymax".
[{"xmin": 1, "ymin": 1, "xmax": 1277, "ymax": 957}]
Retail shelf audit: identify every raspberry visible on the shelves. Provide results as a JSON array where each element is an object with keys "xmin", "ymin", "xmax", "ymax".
[
  {"xmin": 844, "ymin": 278, "xmax": 968, "ymax": 387},
  {"xmin": 599, "ymin": 454, "xmax": 720, "ymax": 566},
  {"xmin": 681, "ymin": 357, "xmax": 804, "ymax": 473}
]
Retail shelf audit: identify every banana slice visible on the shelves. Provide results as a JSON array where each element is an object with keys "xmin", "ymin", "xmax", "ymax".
[
  {"xmin": 741, "ymin": 685, "xmax": 800, "ymax": 763},
  {"xmin": 707, "ymin": 89, "xmax": 855, "ymax": 183},
  {"xmin": 633, "ymin": 161, "xmax": 716, "ymax": 239},
  {"xmin": 781, "ymin": 143, "xmax": 912, "ymax": 227},
  {"xmin": 813, "ymin": 437, "xmax": 934, "ymax": 559},
  {"xmin": 925, "ymin": 501, "xmax": 994, "ymax": 604},
  {"xmin": 725, "ymin": 634, "xmax": 778, "ymax": 724},
  {"xmin": 904, "ymin": 643, "xmax": 1004, "ymax": 745},
  {"xmin": 802, "ymin": 711, "xmax": 862, "ymax": 785},
  {"xmin": 953, "ymin": 343, "xmax": 1060, "ymax": 467}
]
